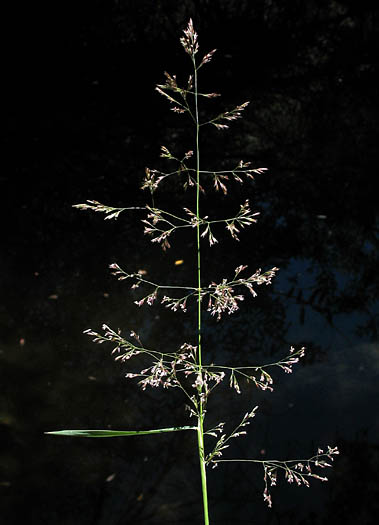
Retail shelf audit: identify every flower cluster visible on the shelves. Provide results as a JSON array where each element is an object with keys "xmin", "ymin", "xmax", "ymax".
[
  {"xmin": 207, "ymin": 279, "xmax": 245, "ymax": 320},
  {"xmin": 205, "ymin": 345, "xmax": 306, "ymax": 396},
  {"xmin": 205, "ymin": 266, "xmax": 279, "ymax": 320},
  {"xmin": 190, "ymin": 369, "xmax": 226, "ymax": 406},
  {"xmin": 211, "ymin": 162, "xmax": 268, "ymax": 195},
  {"xmin": 224, "ymin": 199, "xmax": 260, "ymax": 241},
  {"xmin": 142, "ymin": 207, "xmax": 176, "ymax": 251},
  {"xmin": 161, "ymin": 295, "xmax": 189, "ymax": 312},
  {"xmin": 130, "ymin": 358, "xmax": 180, "ymax": 390},
  {"xmin": 135, "ymin": 290, "xmax": 158, "ymax": 307},
  {"xmin": 206, "ymin": 407, "xmax": 259, "ymax": 466},
  {"xmin": 262, "ymin": 446, "xmax": 340, "ymax": 508},
  {"xmin": 85, "ymin": 323, "xmax": 202, "ymax": 395},
  {"xmin": 249, "ymin": 346, "xmax": 306, "ymax": 392},
  {"xmin": 210, "ymin": 101, "xmax": 250, "ymax": 131},
  {"xmin": 277, "ymin": 345, "xmax": 306, "ymax": 373},
  {"xmin": 155, "ymin": 78, "xmax": 188, "ymax": 114},
  {"xmin": 140, "ymin": 167, "xmax": 163, "ymax": 193},
  {"xmin": 83, "ymin": 324, "xmax": 141, "ymax": 362},
  {"xmin": 73, "ymin": 200, "xmax": 144, "ymax": 220},
  {"xmin": 141, "ymin": 148, "xmax": 195, "ymax": 194},
  {"xmin": 180, "ymin": 18, "xmax": 199, "ymax": 56},
  {"xmin": 141, "ymin": 205, "xmax": 201, "ymax": 250},
  {"xmin": 123, "ymin": 342, "xmax": 199, "ymax": 395}
]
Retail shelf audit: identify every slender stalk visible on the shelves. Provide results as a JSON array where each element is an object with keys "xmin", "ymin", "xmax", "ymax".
[
  {"xmin": 197, "ymin": 424, "xmax": 209, "ymax": 524},
  {"xmin": 193, "ymin": 56, "xmax": 210, "ymax": 525}
]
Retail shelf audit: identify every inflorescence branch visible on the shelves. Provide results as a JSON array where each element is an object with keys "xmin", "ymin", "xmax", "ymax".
[
  {"xmin": 204, "ymin": 345, "xmax": 306, "ymax": 394},
  {"xmin": 141, "ymin": 199, "xmax": 260, "ymax": 250},
  {"xmin": 73, "ymin": 200, "xmax": 145, "ymax": 220},
  {"xmin": 212, "ymin": 446, "xmax": 340, "ymax": 508},
  {"xmin": 108, "ymin": 262, "xmax": 278, "ymax": 318},
  {"xmin": 141, "ymin": 148, "xmax": 267, "ymax": 196},
  {"xmin": 205, "ymin": 407, "xmax": 259, "ymax": 465},
  {"xmin": 84, "ymin": 321, "xmax": 307, "ymax": 406}
]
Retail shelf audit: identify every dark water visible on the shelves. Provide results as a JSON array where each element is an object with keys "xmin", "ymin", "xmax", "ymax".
[
  {"xmin": 3, "ymin": 3, "xmax": 379, "ymax": 524},
  {"xmin": 2, "ymin": 183, "xmax": 378, "ymax": 524}
]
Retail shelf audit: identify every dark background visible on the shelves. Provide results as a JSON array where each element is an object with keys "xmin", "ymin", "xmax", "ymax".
[{"xmin": 2, "ymin": 1, "xmax": 379, "ymax": 523}]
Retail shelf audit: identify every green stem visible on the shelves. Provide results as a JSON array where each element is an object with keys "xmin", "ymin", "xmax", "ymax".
[
  {"xmin": 193, "ymin": 57, "xmax": 210, "ymax": 525},
  {"xmin": 197, "ymin": 424, "xmax": 209, "ymax": 524}
]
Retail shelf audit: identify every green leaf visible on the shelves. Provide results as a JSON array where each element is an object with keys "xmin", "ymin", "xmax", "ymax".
[{"xmin": 45, "ymin": 426, "xmax": 197, "ymax": 438}]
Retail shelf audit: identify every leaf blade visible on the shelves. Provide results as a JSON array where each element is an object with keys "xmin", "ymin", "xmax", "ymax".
[{"xmin": 45, "ymin": 426, "xmax": 197, "ymax": 438}]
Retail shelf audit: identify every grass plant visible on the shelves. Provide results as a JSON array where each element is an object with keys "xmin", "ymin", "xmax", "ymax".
[{"xmin": 47, "ymin": 20, "xmax": 338, "ymax": 524}]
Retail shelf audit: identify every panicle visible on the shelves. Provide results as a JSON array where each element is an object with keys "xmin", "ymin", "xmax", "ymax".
[
  {"xmin": 180, "ymin": 19, "xmax": 199, "ymax": 56},
  {"xmin": 199, "ymin": 49, "xmax": 217, "ymax": 68}
]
